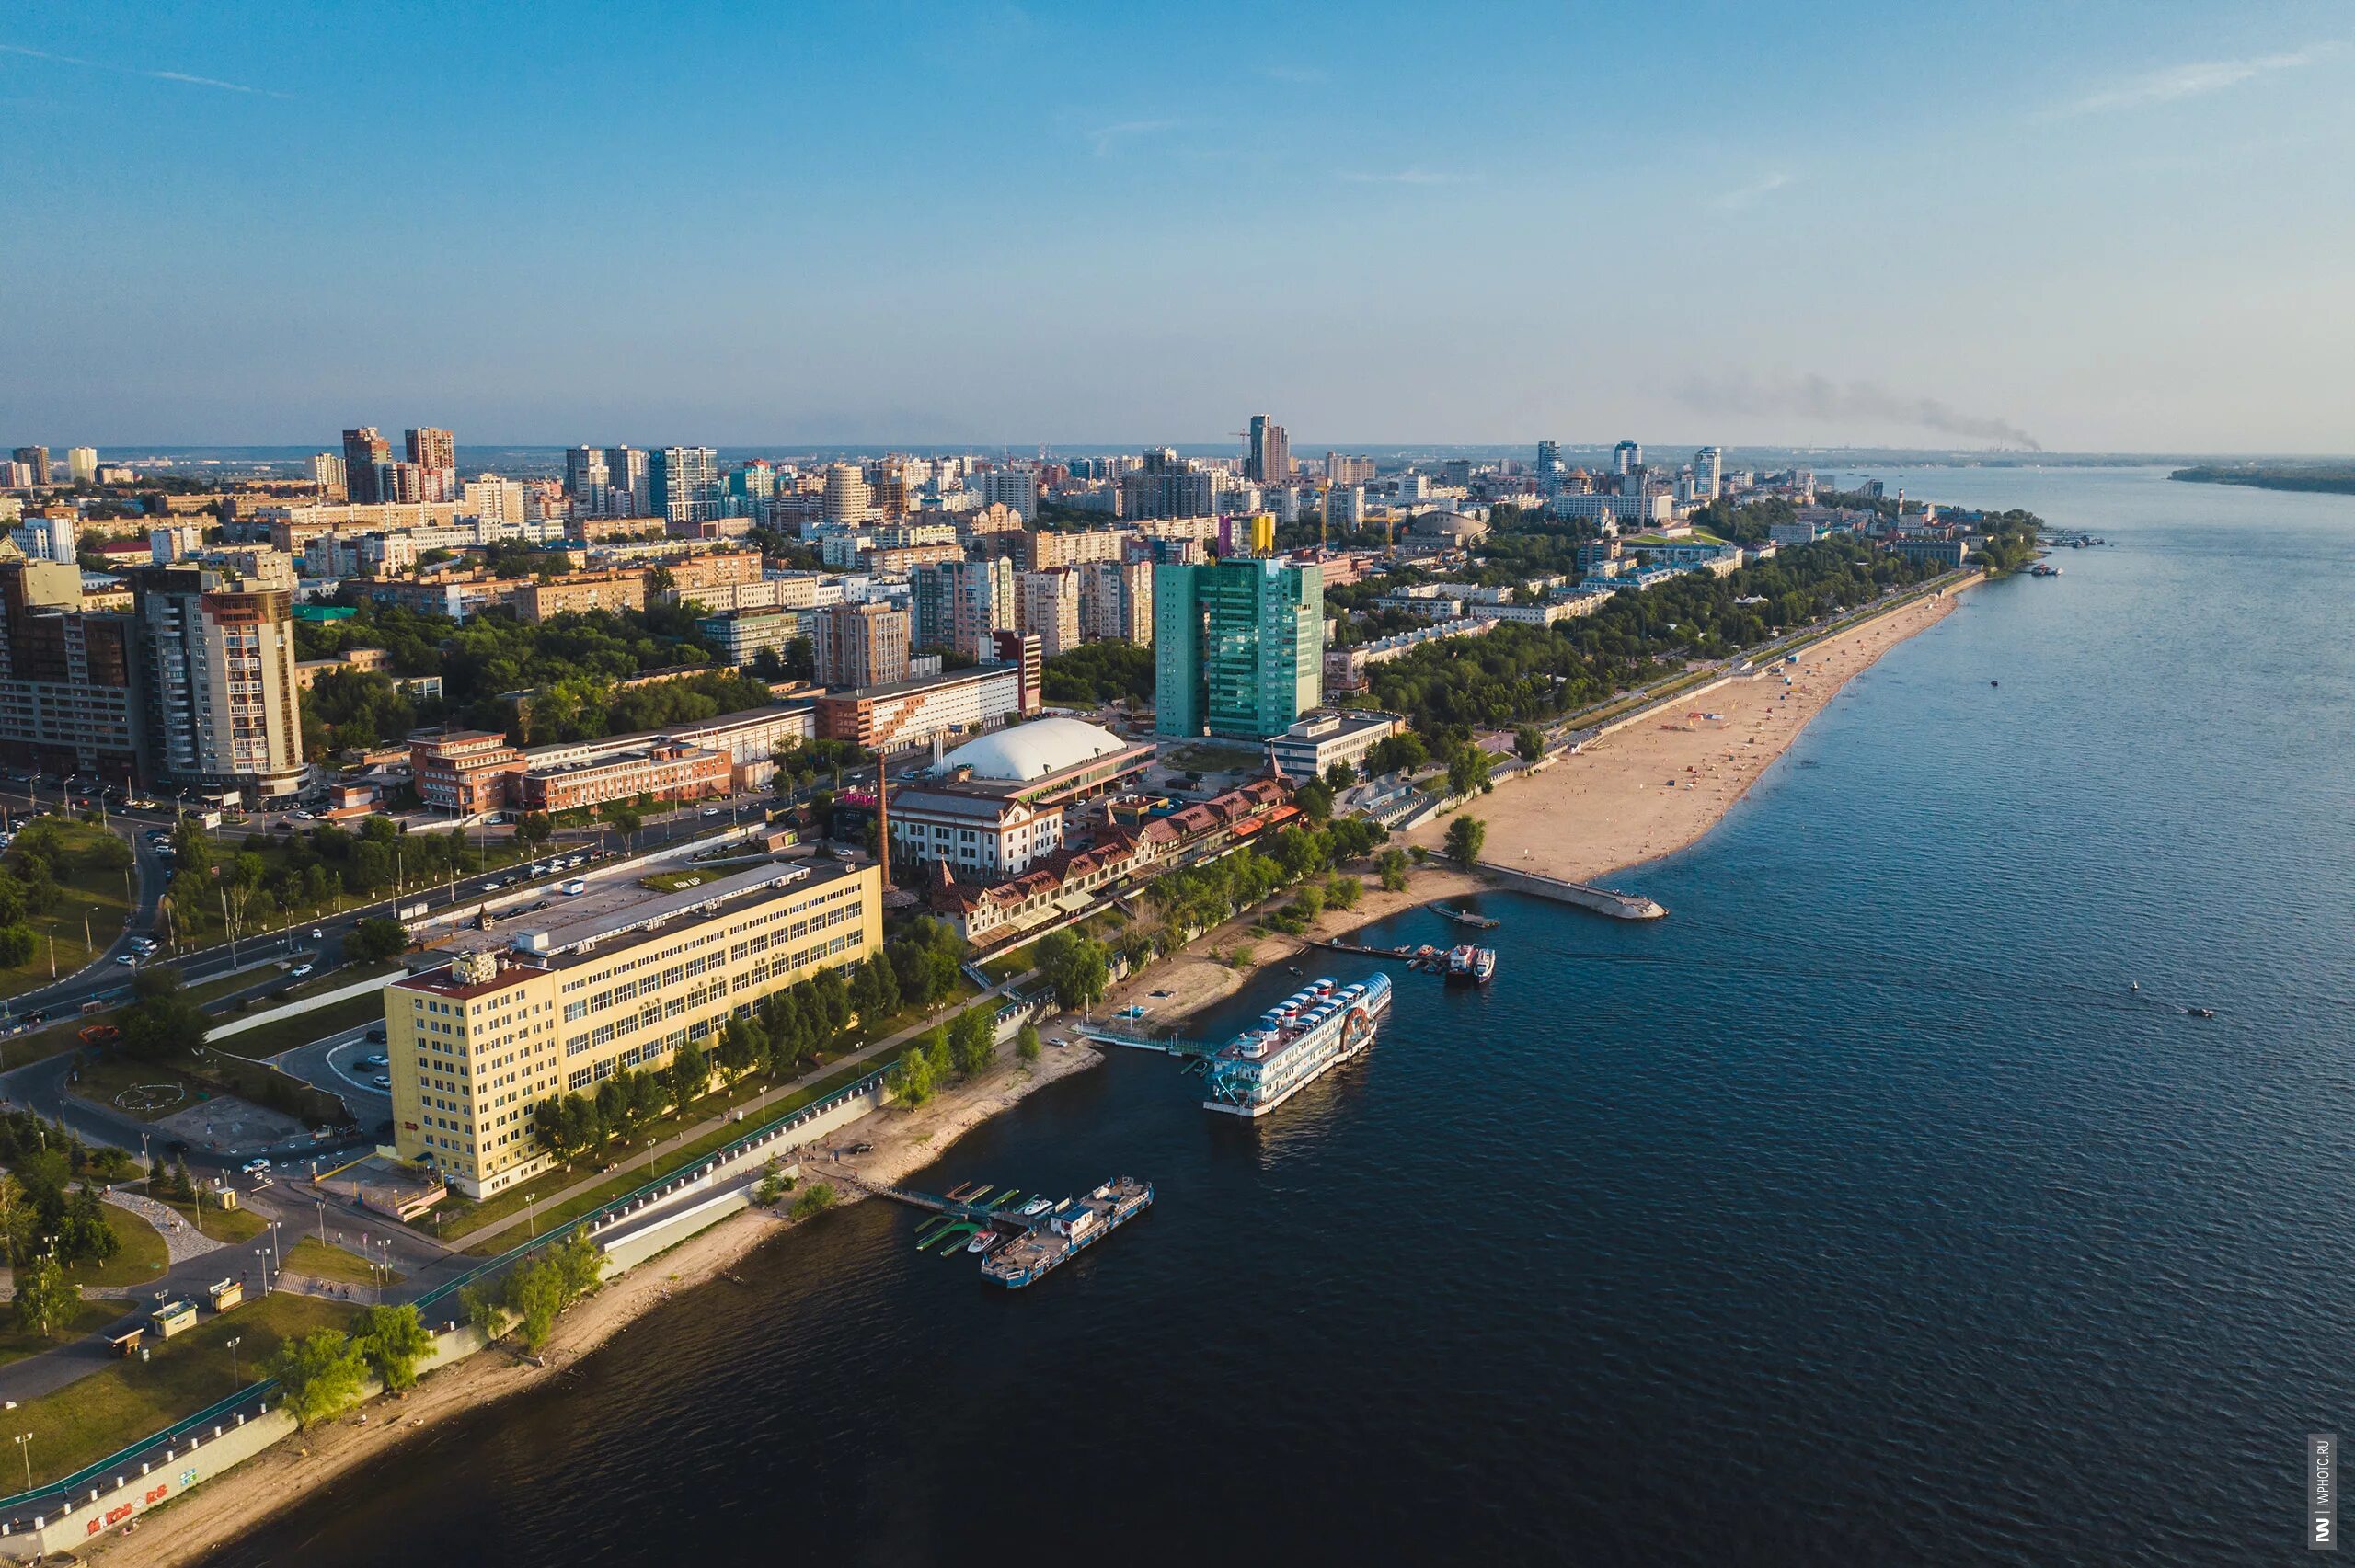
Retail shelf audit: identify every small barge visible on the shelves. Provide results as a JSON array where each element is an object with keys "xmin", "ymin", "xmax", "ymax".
[
  {"xmin": 1436, "ymin": 906, "xmax": 1500, "ymax": 930},
  {"xmin": 981, "ymin": 1177, "xmax": 1154, "ymax": 1288}
]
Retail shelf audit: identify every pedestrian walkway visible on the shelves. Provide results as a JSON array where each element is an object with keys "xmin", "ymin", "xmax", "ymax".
[{"xmin": 102, "ymin": 1189, "xmax": 224, "ymax": 1266}]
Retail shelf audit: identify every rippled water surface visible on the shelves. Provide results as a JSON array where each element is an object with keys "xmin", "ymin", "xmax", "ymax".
[{"xmin": 210, "ymin": 469, "xmax": 2355, "ymax": 1566}]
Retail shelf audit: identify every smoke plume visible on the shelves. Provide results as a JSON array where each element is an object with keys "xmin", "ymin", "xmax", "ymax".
[{"xmin": 1675, "ymin": 372, "xmax": 2043, "ymax": 451}]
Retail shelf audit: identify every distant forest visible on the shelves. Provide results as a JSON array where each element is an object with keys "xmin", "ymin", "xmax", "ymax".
[{"xmin": 2171, "ymin": 465, "xmax": 2355, "ymax": 497}]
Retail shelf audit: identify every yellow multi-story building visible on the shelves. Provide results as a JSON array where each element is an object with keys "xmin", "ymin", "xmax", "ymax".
[{"xmin": 385, "ymin": 860, "xmax": 882, "ymax": 1197}]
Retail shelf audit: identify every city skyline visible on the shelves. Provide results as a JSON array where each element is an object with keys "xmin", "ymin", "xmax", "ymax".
[{"xmin": 6, "ymin": 1, "xmax": 2354, "ymax": 451}]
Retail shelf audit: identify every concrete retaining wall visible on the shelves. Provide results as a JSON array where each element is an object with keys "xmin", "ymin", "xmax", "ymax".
[{"xmin": 0, "ymin": 1323, "xmax": 485, "ymax": 1562}]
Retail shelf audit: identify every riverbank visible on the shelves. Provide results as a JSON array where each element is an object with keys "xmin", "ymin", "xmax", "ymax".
[
  {"xmin": 93, "ymin": 582, "xmax": 1966, "ymax": 1563},
  {"xmin": 84, "ymin": 1040, "xmax": 1102, "ymax": 1568},
  {"xmin": 1410, "ymin": 583, "xmax": 1971, "ymax": 882}
]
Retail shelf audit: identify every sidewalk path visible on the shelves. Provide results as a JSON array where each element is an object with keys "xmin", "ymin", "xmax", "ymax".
[{"xmin": 102, "ymin": 1189, "xmax": 224, "ymax": 1267}]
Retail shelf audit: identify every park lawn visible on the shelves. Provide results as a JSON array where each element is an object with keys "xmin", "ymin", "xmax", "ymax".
[
  {"xmin": 204, "ymin": 990, "xmax": 389, "ymax": 1063},
  {"xmin": 63, "ymin": 1048, "xmax": 203, "ymax": 1123},
  {"xmin": 281, "ymin": 1236, "xmax": 397, "ymax": 1288},
  {"xmin": 6, "ymin": 1292, "xmax": 358, "ymax": 1488},
  {"xmin": 156, "ymin": 1194, "xmax": 267, "ymax": 1244},
  {"xmin": 0, "ymin": 818, "xmax": 140, "ymax": 1003},
  {"xmin": 60, "ymin": 1204, "xmax": 170, "ymax": 1289},
  {"xmin": 640, "ymin": 870, "xmax": 716, "ymax": 892},
  {"xmin": 1163, "ymin": 741, "xmax": 1262, "ymax": 774},
  {"xmin": 0, "ymin": 1299, "xmax": 124, "ymax": 1368},
  {"xmin": 443, "ymin": 1047, "xmax": 907, "ymax": 1254}
]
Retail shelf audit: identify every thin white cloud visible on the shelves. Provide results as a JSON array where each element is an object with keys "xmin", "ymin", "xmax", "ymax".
[
  {"xmin": 1715, "ymin": 171, "xmax": 1791, "ymax": 210},
  {"xmin": 1338, "ymin": 166, "xmax": 1475, "ymax": 186},
  {"xmin": 2055, "ymin": 43, "xmax": 2337, "ymax": 115},
  {"xmin": 1086, "ymin": 118, "xmax": 1179, "ymax": 156},
  {"xmin": 0, "ymin": 40, "xmax": 291, "ymax": 98}
]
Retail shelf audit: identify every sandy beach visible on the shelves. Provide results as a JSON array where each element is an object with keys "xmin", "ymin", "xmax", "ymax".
[{"xmin": 1409, "ymin": 583, "xmax": 1973, "ymax": 882}]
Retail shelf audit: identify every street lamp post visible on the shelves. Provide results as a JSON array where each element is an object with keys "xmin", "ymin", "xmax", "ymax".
[
  {"xmin": 225, "ymin": 1335, "xmax": 243, "ymax": 1389},
  {"xmin": 12, "ymin": 1433, "xmax": 29, "ymax": 1493}
]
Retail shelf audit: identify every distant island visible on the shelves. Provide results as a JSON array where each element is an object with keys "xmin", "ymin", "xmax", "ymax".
[{"xmin": 2171, "ymin": 464, "xmax": 2355, "ymax": 497}]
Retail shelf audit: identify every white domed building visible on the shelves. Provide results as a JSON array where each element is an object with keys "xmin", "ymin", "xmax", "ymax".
[{"xmin": 887, "ymin": 716, "xmax": 1155, "ymax": 881}]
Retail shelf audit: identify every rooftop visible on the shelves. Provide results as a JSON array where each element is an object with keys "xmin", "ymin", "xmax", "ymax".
[{"xmin": 933, "ymin": 716, "xmax": 1131, "ymax": 783}]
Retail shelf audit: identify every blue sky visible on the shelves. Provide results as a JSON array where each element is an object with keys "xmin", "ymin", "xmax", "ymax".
[{"xmin": 4, "ymin": 0, "xmax": 2351, "ymax": 452}]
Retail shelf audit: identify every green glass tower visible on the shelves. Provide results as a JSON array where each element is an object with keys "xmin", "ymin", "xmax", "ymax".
[{"xmin": 1154, "ymin": 558, "xmax": 1322, "ymax": 740}]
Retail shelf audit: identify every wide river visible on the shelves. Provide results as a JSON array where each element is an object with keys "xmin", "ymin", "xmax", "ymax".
[{"xmin": 208, "ymin": 467, "xmax": 2355, "ymax": 1566}]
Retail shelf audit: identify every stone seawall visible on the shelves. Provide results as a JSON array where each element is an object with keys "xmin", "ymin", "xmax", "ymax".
[{"xmin": 1473, "ymin": 864, "xmax": 1668, "ymax": 920}]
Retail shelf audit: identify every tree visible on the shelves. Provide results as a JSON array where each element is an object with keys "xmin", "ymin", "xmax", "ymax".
[
  {"xmin": 1515, "ymin": 725, "xmax": 1546, "ymax": 764},
  {"xmin": 948, "ymin": 1005, "xmax": 995, "ymax": 1076},
  {"xmin": 1376, "ymin": 847, "xmax": 1410, "ymax": 892},
  {"xmin": 121, "ymin": 967, "xmax": 209, "ymax": 1060},
  {"xmin": 788, "ymin": 1183, "xmax": 838, "ymax": 1220},
  {"xmin": 1035, "ymin": 930, "xmax": 1110, "ymax": 1011},
  {"xmin": 1016, "ymin": 1023, "xmax": 1042, "ymax": 1062},
  {"xmin": 1327, "ymin": 875, "xmax": 1361, "ymax": 910},
  {"xmin": 0, "ymin": 925, "xmax": 33, "ymax": 967},
  {"xmin": 345, "ymin": 917, "xmax": 409, "ymax": 964},
  {"xmin": 507, "ymin": 1257, "xmax": 566, "ymax": 1353},
  {"xmin": 351, "ymin": 1303, "xmax": 434, "ymax": 1394},
  {"xmin": 1292, "ymin": 779, "xmax": 1333, "ymax": 822},
  {"xmin": 517, "ymin": 812, "xmax": 556, "ymax": 853},
  {"xmin": 1324, "ymin": 761, "xmax": 1357, "ymax": 790},
  {"xmin": 1445, "ymin": 748, "xmax": 1492, "ymax": 797},
  {"xmin": 1444, "ymin": 814, "xmax": 1487, "ymax": 864},
  {"xmin": 888, "ymin": 1045, "xmax": 936, "ymax": 1108},
  {"xmin": 12, "ymin": 1253, "xmax": 77, "ymax": 1337},
  {"xmin": 666, "ymin": 1038, "xmax": 709, "ymax": 1108},
  {"xmin": 459, "ymin": 1283, "xmax": 504, "ymax": 1344},
  {"xmin": 271, "ymin": 1330, "xmax": 368, "ymax": 1427}
]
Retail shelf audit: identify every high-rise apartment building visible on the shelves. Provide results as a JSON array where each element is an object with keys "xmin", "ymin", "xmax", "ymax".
[
  {"xmin": 1119, "ymin": 450, "xmax": 1213, "ymax": 520},
  {"xmin": 9, "ymin": 449, "xmax": 51, "ymax": 487},
  {"xmin": 310, "ymin": 453, "xmax": 348, "ymax": 496},
  {"xmin": 1537, "ymin": 440, "xmax": 1562, "ymax": 476},
  {"xmin": 384, "ymin": 862, "xmax": 882, "ymax": 1196},
  {"xmin": 1694, "ymin": 446, "xmax": 1722, "ymax": 500},
  {"xmin": 978, "ymin": 467, "xmax": 1038, "ymax": 522},
  {"xmin": 0, "ymin": 559, "xmax": 137, "ymax": 783},
  {"xmin": 603, "ymin": 447, "xmax": 649, "ymax": 515},
  {"xmin": 812, "ymin": 601, "xmax": 911, "ymax": 690},
  {"xmin": 1326, "ymin": 452, "xmax": 1375, "ymax": 486},
  {"xmin": 377, "ymin": 461, "xmax": 425, "ymax": 505},
  {"xmin": 65, "ymin": 448, "xmax": 97, "ymax": 485},
  {"xmin": 1153, "ymin": 557, "xmax": 1323, "ymax": 741},
  {"xmin": 406, "ymin": 427, "xmax": 457, "ymax": 501},
  {"xmin": 1016, "ymin": 567, "xmax": 1082, "ymax": 657},
  {"xmin": 341, "ymin": 428, "xmax": 392, "ymax": 504},
  {"xmin": 649, "ymin": 447, "xmax": 721, "ymax": 526},
  {"xmin": 1246, "ymin": 415, "xmax": 1291, "ymax": 484},
  {"xmin": 910, "ymin": 556, "xmax": 1016, "ymax": 657},
  {"xmin": 127, "ymin": 562, "xmax": 307, "ymax": 801},
  {"xmin": 1078, "ymin": 558, "xmax": 1154, "ymax": 646},
  {"xmin": 1613, "ymin": 439, "xmax": 1642, "ymax": 476},
  {"xmin": 821, "ymin": 463, "xmax": 876, "ymax": 527},
  {"xmin": 565, "ymin": 446, "xmax": 610, "ymax": 509}
]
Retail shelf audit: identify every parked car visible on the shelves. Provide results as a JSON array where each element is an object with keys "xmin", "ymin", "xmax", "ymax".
[
  {"xmin": 366, "ymin": 1024, "xmax": 385, "ymax": 1042},
  {"xmin": 372, "ymin": 1074, "xmax": 392, "ymax": 1090},
  {"xmin": 241, "ymin": 1158, "xmax": 271, "ymax": 1174},
  {"xmin": 290, "ymin": 964, "xmax": 315, "ymax": 979},
  {"xmin": 362, "ymin": 1052, "xmax": 388, "ymax": 1069},
  {"xmin": 114, "ymin": 954, "xmax": 138, "ymax": 967},
  {"xmin": 701, "ymin": 807, "xmax": 722, "ymax": 817}
]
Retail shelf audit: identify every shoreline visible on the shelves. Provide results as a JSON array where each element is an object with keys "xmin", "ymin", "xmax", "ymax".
[
  {"xmin": 87, "ymin": 579, "xmax": 1966, "ymax": 1564},
  {"xmin": 88, "ymin": 1041, "xmax": 1103, "ymax": 1568}
]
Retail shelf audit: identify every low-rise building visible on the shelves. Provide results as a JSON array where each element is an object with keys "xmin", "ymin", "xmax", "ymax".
[
  {"xmin": 1267, "ymin": 709, "xmax": 1404, "ymax": 781},
  {"xmin": 515, "ymin": 739, "xmax": 729, "ymax": 812},
  {"xmin": 412, "ymin": 730, "xmax": 523, "ymax": 814},
  {"xmin": 519, "ymin": 570, "xmax": 647, "ymax": 622},
  {"xmin": 814, "ymin": 662, "xmax": 1025, "ymax": 756}
]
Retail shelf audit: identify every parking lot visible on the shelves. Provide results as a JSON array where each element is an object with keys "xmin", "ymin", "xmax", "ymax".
[{"xmin": 270, "ymin": 1023, "xmax": 394, "ymax": 1134}]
